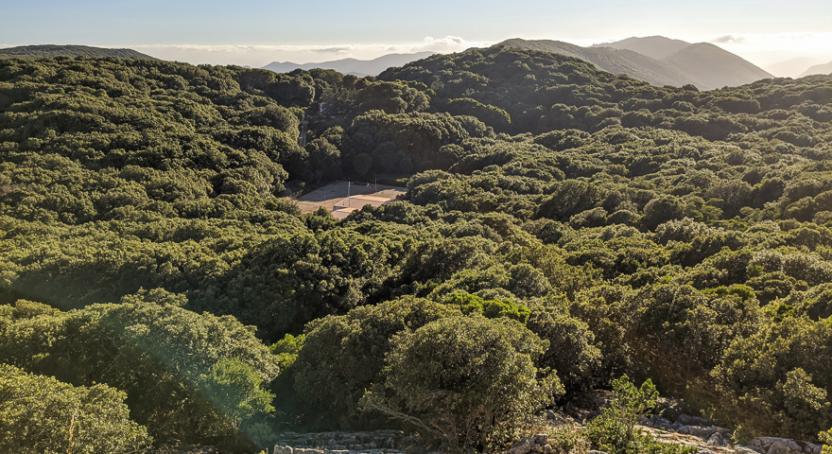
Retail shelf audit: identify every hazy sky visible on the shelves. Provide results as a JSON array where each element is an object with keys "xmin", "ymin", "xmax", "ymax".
[{"xmin": 2, "ymin": 0, "xmax": 831, "ymax": 75}]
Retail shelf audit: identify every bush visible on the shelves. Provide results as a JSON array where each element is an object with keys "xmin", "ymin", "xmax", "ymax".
[
  {"xmin": 202, "ymin": 358, "xmax": 277, "ymax": 447},
  {"xmin": 713, "ymin": 316, "xmax": 832, "ymax": 439},
  {"xmin": 820, "ymin": 428, "xmax": 832, "ymax": 454},
  {"xmin": 526, "ymin": 307, "xmax": 601, "ymax": 393},
  {"xmin": 362, "ymin": 316, "xmax": 562, "ymax": 452},
  {"xmin": 441, "ymin": 290, "xmax": 531, "ymax": 322},
  {"xmin": 587, "ymin": 375, "xmax": 694, "ymax": 454},
  {"xmin": 0, "ymin": 298, "xmax": 279, "ymax": 450},
  {"xmin": 291, "ymin": 297, "xmax": 460, "ymax": 428},
  {"xmin": 777, "ymin": 368, "xmax": 831, "ymax": 438},
  {"xmin": 642, "ymin": 196, "xmax": 685, "ymax": 230},
  {"xmin": 0, "ymin": 364, "xmax": 152, "ymax": 454},
  {"xmin": 626, "ymin": 284, "xmax": 761, "ymax": 393}
]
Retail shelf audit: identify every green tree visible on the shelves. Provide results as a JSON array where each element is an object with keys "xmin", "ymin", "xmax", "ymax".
[
  {"xmin": 587, "ymin": 375, "xmax": 690, "ymax": 453},
  {"xmin": 526, "ymin": 307, "xmax": 601, "ymax": 393},
  {"xmin": 820, "ymin": 428, "xmax": 832, "ymax": 454},
  {"xmin": 0, "ymin": 298, "xmax": 279, "ymax": 450},
  {"xmin": 362, "ymin": 316, "xmax": 562, "ymax": 452},
  {"xmin": 440, "ymin": 290, "xmax": 531, "ymax": 322},
  {"xmin": 642, "ymin": 196, "xmax": 685, "ymax": 230},
  {"xmin": 0, "ymin": 363, "xmax": 152, "ymax": 454},
  {"xmin": 291, "ymin": 297, "xmax": 460, "ymax": 428}
]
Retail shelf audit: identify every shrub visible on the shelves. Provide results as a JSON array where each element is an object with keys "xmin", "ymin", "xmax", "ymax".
[
  {"xmin": 712, "ymin": 317, "xmax": 832, "ymax": 439},
  {"xmin": 820, "ymin": 428, "xmax": 832, "ymax": 454},
  {"xmin": 441, "ymin": 290, "xmax": 531, "ymax": 322},
  {"xmin": 0, "ymin": 364, "xmax": 152, "ymax": 454},
  {"xmin": 0, "ymin": 299, "xmax": 279, "ymax": 450},
  {"xmin": 587, "ymin": 375, "xmax": 694, "ymax": 454},
  {"xmin": 526, "ymin": 307, "xmax": 602, "ymax": 393},
  {"xmin": 642, "ymin": 196, "xmax": 685, "ymax": 230},
  {"xmin": 362, "ymin": 316, "xmax": 562, "ymax": 452},
  {"xmin": 271, "ymin": 333, "xmax": 305, "ymax": 370},
  {"xmin": 202, "ymin": 358, "xmax": 277, "ymax": 447},
  {"xmin": 291, "ymin": 297, "xmax": 460, "ymax": 428}
]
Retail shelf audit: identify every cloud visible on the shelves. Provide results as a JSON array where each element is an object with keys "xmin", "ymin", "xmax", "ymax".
[
  {"xmin": 419, "ymin": 36, "xmax": 487, "ymax": 53},
  {"xmin": 706, "ymin": 32, "xmax": 832, "ymax": 68},
  {"xmin": 313, "ymin": 47, "xmax": 353, "ymax": 54},
  {"xmin": 713, "ymin": 35, "xmax": 744, "ymax": 44},
  {"xmin": 120, "ymin": 36, "xmax": 488, "ymax": 66}
]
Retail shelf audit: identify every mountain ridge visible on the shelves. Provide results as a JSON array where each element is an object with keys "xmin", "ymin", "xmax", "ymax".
[
  {"xmin": 662, "ymin": 42, "xmax": 772, "ymax": 89},
  {"xmin": 765, "ymin": 57, "xmax": 824, "ymax": 78},
  {"xmin": 499, "ymin": 36, "xmax": 772, "ymax": 90},
  {"xmin": 0, "ymin": 44, "xmax": 155, "ymax": 60},
  {"xmin": 263, "ymin": 52, "xmax": 434, "ymax": 76},
  {"xmin": 802, "ymin": 61, "xmax": 832, "ymax": 77},
  {"xmin": 596, "ymin": 35, "xmax": 690, "ymax": 60},
  {"xmin": 496, "ymin": 38, "xmax": 694, "ymax": 87}
]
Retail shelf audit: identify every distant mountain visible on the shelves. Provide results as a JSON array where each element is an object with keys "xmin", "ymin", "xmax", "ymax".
[
  {"xmin": 496, "ymin": 38, "xmax": 692, "ymax": 87},
  {"xmin": 264, "ymin": 52, "xmax": 434, "ymax": 77},
  {"xmin": 601, "ymin": 37, "xmax": 772, "ymax": 90},
  {"xmin": 662, "ymin": 43, "xmax": 772, "ymax": 89},
  {"xmin": 500, "ymin": 37, "xmax": 772, "ymax": 90},
  {"xmin": 802, "ymin": 61, "xmax": 832, "ymax": 77},
  {"xmin": 599, "ymin": 35, "xmax": 689, "ymax": 60},
  {"xmin": 766, "ymin": 57, "xmax": 824, "ymax": 78},
  {"xmin": 0, "ymin": 44, "xmax": 155, "ymax": 60}
]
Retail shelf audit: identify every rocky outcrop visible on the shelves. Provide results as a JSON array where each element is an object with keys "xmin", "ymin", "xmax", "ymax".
[
  {"xmin": 646, "ymin": 415, "xmax": 733, "ymax": 449},
  {"xmin": 642, "ymin": 415, "xmax": 822, "ymax": 454},
  {"xmin": 506, "ymin": 433, "xmax": 551, "ymax": 454},
  {"xmin": 268, "ymin": 424, "xmax": 825, "ymax": 454},
  {"xmin": 271, "ymin": 430, "xmax": 419, "ymax": 454},
  {"xmin": 745, "ymin": 437, "xmax": 821, "ymax": 454}
]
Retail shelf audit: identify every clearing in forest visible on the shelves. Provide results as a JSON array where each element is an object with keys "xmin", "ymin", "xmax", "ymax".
[{"xmin": 290, "ymin": 180, "xmax": 407, "ymax": 219}]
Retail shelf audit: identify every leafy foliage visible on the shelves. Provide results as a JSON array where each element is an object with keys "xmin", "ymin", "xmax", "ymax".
[
  {"xmin": 0, "ymin": 363, "xmax": 152, "ymax": 454},
  {"xmin": 288, "ymin": 297, "xmax": 459, "ymax": 428},
  {"xmin": 362, "ymin": 316, "xmax": 562, "ymax": 452},
  {"xmin": 2, "ymin": 46, "xmax": 832, "ymax": 450},
  {"xmin": 587, "ymin": 376, "xmax": 694, "ymax": 454},
  {"xmin": 0, "ymin": 295, "xmax": 279, "ymax": 449}
]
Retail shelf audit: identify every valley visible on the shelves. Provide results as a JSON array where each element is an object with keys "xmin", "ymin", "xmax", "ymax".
[{"xmin": 1, "ymin": 21, "xmax": 832, "ymax": 454}]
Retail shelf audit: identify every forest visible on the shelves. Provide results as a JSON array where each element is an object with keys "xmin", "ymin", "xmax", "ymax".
[{"xmin": 1, "ymin": 48, "xmax": 832, "ymax": 453}]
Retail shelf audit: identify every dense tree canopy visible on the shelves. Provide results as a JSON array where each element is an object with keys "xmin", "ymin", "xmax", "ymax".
[
  {"xmin": 2, "ymin": 49, "xmax": 832, "ymax": 451},
  {"xmin": 0, "ymin": 363, "xmax": 152, "ymax": 454}
]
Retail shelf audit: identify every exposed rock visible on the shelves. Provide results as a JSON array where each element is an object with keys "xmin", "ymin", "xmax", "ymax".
[
  {"xmin": 269, "ymin": 424, "xmax": 824, "ymax": 454},
  {"xmin": 641, "ymin": 415, "xmax": 823, "ymax": 454},
  {"xmin": 640, "ymin": 425, "xmax": 736, "ymax": 453},
  {"xmin": 646, "ymin": 414, "xmax": 732, "ymax": 441},
  {"xmin": 745, "ymin": 437, "xmax": 821, "ymax": 454},
  {"xmin": 271, "ymin": 430, "xmax": 416, "ymax": 454},
  {"xmin": 678, "ymin": 414, "xmax": 712, "ymax": 427},
  {"xmin": 507, "ymin": 433, "xmax": 550, "ymax": 454},
  {"xmin": 707, "ymin": 431, "xmax": 730, "ymax": 447},
  {"xmin": 734, "ymin": 448, "xmax": 760, "ymax": 454}
]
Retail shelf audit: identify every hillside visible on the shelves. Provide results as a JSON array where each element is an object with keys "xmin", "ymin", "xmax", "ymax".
[
  {"xmin": 766, "ymin": 57, "xmax": 824, "ymax": 78},
  {"xmin": 496, "ymin": 38, "xmax": 693, "ymax": 87},
  {"xmin": 0, "ymin": 44, "xmax": 155, "ymax": 60},
  {"xmin": 663, "ymin": 42, "xmax": 772, "ymax": 89},
  {"xmin": 803, "ymin": 61, "xmax": 832, "ymax": 76},
  {"xmin": 3, "ymin": 51, "xmax": 832, "ymax": 453},
  {"xmin": 504, "ymin": 36, "xmax": 772, "ymax": 90},
  {"xmin": 598, "ymin": 35, "xmax": 690, "ymax": 59},
  {"xmin": 264, "ymin": 51, "xmax": 433, "ymax": 76}
]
